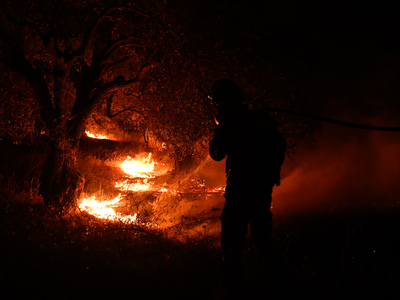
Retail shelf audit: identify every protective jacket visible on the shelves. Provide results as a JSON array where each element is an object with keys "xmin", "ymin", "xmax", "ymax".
[{"xmin": 209, "ymin": 106, "xmax": 286, "ymax": 186}]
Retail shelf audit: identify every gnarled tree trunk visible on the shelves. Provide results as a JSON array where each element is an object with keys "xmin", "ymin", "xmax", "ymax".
[{"xmin": 39, "ymin": 131, "xmax": 84, "ymax": 207}]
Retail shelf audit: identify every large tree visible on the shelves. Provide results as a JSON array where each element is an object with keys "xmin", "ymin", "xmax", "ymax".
[
  {"xmin": 0, "ymin": 0, "xmax": 166, "ymax": 206},
  {"xmin": 0, "ymin": 0, "xmax": 317, "ymax": 207}
]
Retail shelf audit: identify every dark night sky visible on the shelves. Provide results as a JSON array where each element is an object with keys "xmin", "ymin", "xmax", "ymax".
[
  {"xmin": 295, "ymin": 1, "xmax": 400, "ymax": 123},
  {"xmin": 178, "ymin": 0, "xmax": 400, "ymax": 215},
  {"xmin": 173, "ymin": 0, "xmax": 400, "ymax": 124}
]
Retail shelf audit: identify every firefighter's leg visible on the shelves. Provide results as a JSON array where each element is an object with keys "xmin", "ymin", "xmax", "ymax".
[
  {"xmin": 250, "ymin": 208, "xmax": 273, "ymax": 255},
  {"xmin": 220, "ymin": 204, "xmax": 248, "ymax": 288},
  {"xmin": 249, "ymin": 189, "xmax": 272, "ymax": 252},
  {"xmin": 250, "ymin": 201, "xmax": 289, "ymax": 289}
]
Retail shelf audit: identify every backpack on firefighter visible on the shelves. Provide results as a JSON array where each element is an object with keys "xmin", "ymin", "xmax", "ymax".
[{"xmin": 225, "ymin": 109, "xmax": 286, "ymax": 186}]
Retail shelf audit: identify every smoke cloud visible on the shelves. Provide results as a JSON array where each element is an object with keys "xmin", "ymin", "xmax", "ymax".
[
  {"xmin": 273, "ymin": 123, "xmax": 400, "ymax": 218},
  {"xmin": 153, "ymin": 119, "xmax": 400, "ymax": 236}
]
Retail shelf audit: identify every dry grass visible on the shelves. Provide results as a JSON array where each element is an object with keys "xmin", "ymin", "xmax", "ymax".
[
  {"xmin": 0, "ymin": 201, "xmax": 223, "ymax": 299},
  {"xmin": 78, "ymin": 154, "xmax": 124, "ymax": 197},
  {"xmin": 0, "ymin": 145, "xmax": 224, "ymax": 298},
  {"xmin": 1, "ymin": 143, "xmax": 400, "ymax": 299}
]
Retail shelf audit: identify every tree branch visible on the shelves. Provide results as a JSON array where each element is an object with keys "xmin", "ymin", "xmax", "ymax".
[
  {"xmin": 96, "ymin": 58, "xmax": 152, "ymax": 99},
  {"xmin": 97, "ymin": 75, "xmax": 141, "ymax": 96},
  {"xmin": 6, "ymin": 46, "xmax": 57, "ymax": 128},
  {"xmin": 64, "ymin": 5, "xmax": 153, "ymax": 63},
  {"xmin": 102, "ymin": 38, "xmax": 152, "ymax": 61},
  {"xmin": 106, "ymin": 93, "xmax": 147, "ymax": 119},
  {"xmin": 101, "ymin": 56, "xmax": 130, "ymax": 73},
  {"xmin": 42, "ymin": 0, "xmax": 68, "ymax": 58}
]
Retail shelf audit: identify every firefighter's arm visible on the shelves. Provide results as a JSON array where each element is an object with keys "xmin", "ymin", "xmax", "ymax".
[{"xmin": 209, "ymin": 125, "xmax": 229, "ymax": 161}]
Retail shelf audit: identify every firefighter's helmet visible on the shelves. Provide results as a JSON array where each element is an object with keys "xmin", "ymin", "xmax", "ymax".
[{"xmin": 211, "ymin": 79, "xmax": 243, "ymax": 108}]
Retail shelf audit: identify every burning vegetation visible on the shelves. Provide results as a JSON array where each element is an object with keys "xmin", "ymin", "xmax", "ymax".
[
  {"xmin": 85, "ymin": 131, "xmax": 109, "ymax": 140},
  {"xmin": 1, "ymin": 0, "xmax": 400, "ymax": 299},
  {"xmin": 79, "ymin": 151, "xmax": 165, "ymax": 225},
  {"xmin": 2, "ymin": 123, "xmax": 400, "ymax": 299},
  {"xmin": 76, "ymin": 130, "xmax": 225, "ymax": 234}
]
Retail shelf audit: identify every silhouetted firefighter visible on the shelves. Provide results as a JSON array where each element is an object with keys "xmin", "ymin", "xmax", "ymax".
[{"xmin": 209, "ymin": 79, "xmax": 286, "ymax": 292}]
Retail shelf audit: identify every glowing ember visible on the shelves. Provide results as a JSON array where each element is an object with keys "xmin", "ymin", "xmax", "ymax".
[
  {"xmin": 86, "ymin": 130, "xmax": 109, "ymax": 140},
  {"xmin": 115, "ymin": 179, "xmax": 152, "ymax": 191},
  {"xmin": 211, "ymin": 186, "xmax": 225, "ymax": 192},
  {"xmin": 76, "ymin": 148, "xmax": 226, "ymax": 233},
  {"xmin": 78, "ymin": 153, "xmax": 167, "ymax": 223},
  {"xmin": 79, "ymin": 194, "xmax": 137, "ymax": 224},
  {"xmin": 121, "ymin": 153, "xmax": 155, "ymax": 178}
]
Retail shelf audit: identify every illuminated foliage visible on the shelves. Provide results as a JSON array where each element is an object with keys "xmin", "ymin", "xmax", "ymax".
[
  {"xmin": 0, "ymin": 0, "xmax": 315, "ymax": 206},
  {"xmin": 0, "ymin": 0, "xmax": 166, "ymax": 206}
]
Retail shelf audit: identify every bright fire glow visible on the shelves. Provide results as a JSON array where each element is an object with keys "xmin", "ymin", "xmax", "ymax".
[
  {"xmin": 86, "ymin": 130, "xmax": 109, "ymax": 140},
  {"xmin": 79, "ymin": 152, "xmax": 165, "ymax": 224},
  {"xmin": 115, "ymin": 179, "xmax": 152, "ymax": 192},
  {"xmin": 208, "ymin": 186, "xmax": 225, "ymax": 193},
  {"xmin": 79, "ymin": 194, "xmax": 137, "ymax": 224},
  {"xmin": 78, "ymin": 152, "xmax": 223, "ymax": 226},
  {"xmin": 121, "ymin": 153, "xmax": 155, "ymax": 178}
]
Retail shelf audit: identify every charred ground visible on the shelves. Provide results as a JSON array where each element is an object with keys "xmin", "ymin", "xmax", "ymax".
[
  {"xmin": 2, "ymin": 193, "xmax": 400, "ymax": 299},
  {"xmin": 2, "ymin": 1, "xmax": 400, "ymax": 298},
  {"xmin": 1, "ymin": 138, "xmax": 400, "ymax": 300}
]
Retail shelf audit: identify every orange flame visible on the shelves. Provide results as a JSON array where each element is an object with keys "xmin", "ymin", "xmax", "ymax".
[
  {"xmin": 86, "ymin": 130, "xmax": 109, "ymax": 140},
  {"xmin": 121, "ymin": 153, "xmax": 155, "ymax": 178},
  {"xmin": 115, "ymin": 179, "xmax": 152, "ymax": 192},
  {"xmin": 79, "ymin": 194, "xmax": 137, "ymax": 224},
  {"xmin": 78, "ymin": 152, "xmax": 170, "ymax": 224}
]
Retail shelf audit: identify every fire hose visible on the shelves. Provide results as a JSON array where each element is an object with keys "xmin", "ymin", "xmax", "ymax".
[{"xmin": 263, "ymin": 108, "xmax": 400, "ymax": 132}]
